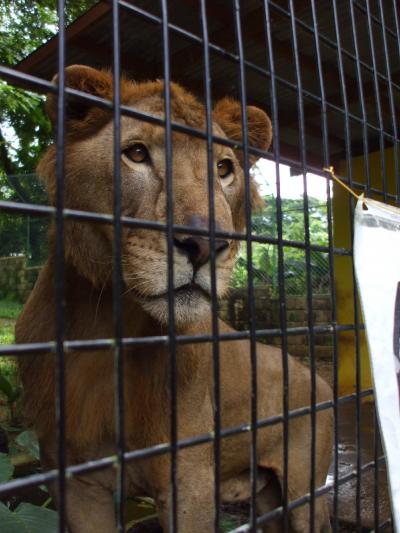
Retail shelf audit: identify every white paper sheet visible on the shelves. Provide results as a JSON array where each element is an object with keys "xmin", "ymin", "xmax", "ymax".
[{"xmin": 354, "ymin": 197, "xmax": 400, "ymax": 532}]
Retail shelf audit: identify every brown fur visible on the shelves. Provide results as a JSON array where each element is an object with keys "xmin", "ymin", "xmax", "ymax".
[{"xmin": 16, "ymin": 65, "xmax": 332, "ymax": 533}]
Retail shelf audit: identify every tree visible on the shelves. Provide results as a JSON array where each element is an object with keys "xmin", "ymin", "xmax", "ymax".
[
  {"xmin": 0, "ymin": 0, "xmax": 96, "ymax": 262},
  {"xmin": 231, "ymin": 194, "xmax": 331, "ymax": 295}
]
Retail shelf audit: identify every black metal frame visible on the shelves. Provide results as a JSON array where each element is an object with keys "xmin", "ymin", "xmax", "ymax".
[{"xmin": 0, "ymin": 0, "xmax": 397, "ymax": 532}]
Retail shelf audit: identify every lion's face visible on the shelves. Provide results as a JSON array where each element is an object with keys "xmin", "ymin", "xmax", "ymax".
[{"xmin": 40, "ymin": 66, "xmax": 272, "ymax": 326}]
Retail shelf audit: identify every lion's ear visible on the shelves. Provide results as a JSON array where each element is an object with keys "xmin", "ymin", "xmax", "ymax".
[
  {"xmin": 46, "ymin": 64, "xmax": 113, "ymax": 129},
  {"xmin": 213, "ymin": 98, "xmax": 272, "ymax": 166},
  {"xmin": 214, "ymin": 98, "xmax": 270, "ymax": 211}
]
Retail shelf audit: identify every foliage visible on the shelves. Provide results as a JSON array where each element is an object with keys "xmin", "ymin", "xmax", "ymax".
[
  {"xmin": 0, "ymin": 452, "xmax": 14, "ymax": 482},
  {"xmin": 231, "ymin": 195, "xmax": 330, "ymax": 295},
  {"xmin": 0, "ymin": 414, "xmax": 56, "ymax": 532},
  {"xmin": 0, "ymin": 299, "xmax": 23, "ymax": 320},
  {"xmin": 0, "ymin": 0, "xmax": 96, "ymax": 263},
  {"xmin": 15, "ymin": 431, "xmax": 40, "ymax": 461},
  {"xmin": 0, "ymin": 6, "xmax": 104, "ymax": 527},
  {"xmin": 0, "ymin": 322, "xmax": 14, "ymax": 345},
  {"xmin": 0, "ymin": 502, "xmax": 58, "ymax": 533}
]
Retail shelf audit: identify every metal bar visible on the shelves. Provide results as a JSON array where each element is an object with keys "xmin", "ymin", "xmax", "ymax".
[
  {"xmin": 349, "ymin": 0, "xmax": 372, "ymax": 196},
  {"xmin": 310, "ymin": 4, "xmax": 340, "ymax": 532},
  {"xmin": 198, "ymin": 1, "xmax": 221, "ymax": 531},
  {"xmin": 1, "ymin": 2, "xmax": 396, "ymax": 531},
  {"xmin": 0, "ymin": 322, "xmax": 363, "ymax": 357},
  {"xmin": 116, "ymin": 0, "xmax": 400, "ymax": 97},
  {"xmin": 111, "ymin": 1, "xmax": 125, "ymax": 531},
  {"xmin": 159, "ymin": 1, "xmax": 178, "ymax": 530},
  {"xmin": 267, "ymin": 0, "xmax": 400, "ymax": 93},
  {"xmin": 0, "ymin": 390, "xmax": 375, "ymax": 499},
  {"xmin": 288, "ymin": 2, "xmax": 318, "ymax": 530},
  {"xmin": 0, "ymin": 199, "xmax": 355, "ymax": 254},
  {"xmin": 262, "ymin": 1, "xmax": 290, "ymax": 529},
  {"xmin": 3, "ymin": 63, "xmax": 400, "ymax": 168},
  {"xmin": 377, "ymin": 0, "xmax": 399, "ymax": 193},
  {"xmin": 391, "ymin": 0, "xmax": 400, "ymax": 205},
  {"xmin": 364, "ymin": 0, "xmax": 388, "ymax": 202},
  {"xmin": 55, "ymin": 2, "xmax": 66, "ymax": 531},
  {"xmin": 232, "ymin": 2, "xmax": 258, "ymax": 529},
  {"xmin": 374, "ymin": 408, "xmax": 380, "ymax": 531},
  {"xmin": 216, "ymin": 456, "xmax": 387, "ymax": 533},
  {"xmin": 332, "ymin": 2, "xmax": 364, "ymax": 530},
  {"xmin": 353, "ymin": 0, "xmax": 398, "ymax": 41}
]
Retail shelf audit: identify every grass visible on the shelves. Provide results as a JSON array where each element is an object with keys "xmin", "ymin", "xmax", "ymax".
[
  {"xmin": 0, "ymin": 300, "xmax": 23, "ymax": 320},
  {"xmin": 0, "ymin": 301, "xmax": 22, "ymax": 422},
  {"xmin": 0, "ymin": 322, "xmax": 15, "ymax": 345},
  {"xmin": 0, "ymin": 300, "xmax": 22, "ymax": 345}
]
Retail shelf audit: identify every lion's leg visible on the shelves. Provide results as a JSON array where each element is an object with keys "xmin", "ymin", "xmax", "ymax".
[
  {"xmin": 148, "ymin": 450, "xmax": 215, "ymax": 533},
  {"xmin": 256, "ymin": 470, "xmax": 284, "ymax": 533},
  {"xmin": 40, "ymin": 442, "xmax": 116, "ymax": 533},
  {"xmin": 44, "ymin": 473, "xmax": 116, "ymax": 533},
  {"xmin": 259, "ymin": 469, "xmax": 330, "ymax": 533}
]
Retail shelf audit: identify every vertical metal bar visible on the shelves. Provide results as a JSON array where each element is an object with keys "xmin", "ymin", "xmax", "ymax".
[
  {"xmin": 309, "ymin": 3, "xmax": 339, "ymax": 532},
  {"xmin": 373, "ymin": 409, "xmax": 380, "ymax": 530},
  {"xmin": 111, "ymin": 1, "xmax": 125, "ymax": 531},
  {"xmin": 332, "ymin": 2, "xmax": 363, "ymax": 531},
  {"xmin": 378, "ymin": 0, "xmax": 400, "ymax": 196},
  {"xmin": 160, "ymin": 1, "xmax": 177, "ymax": 531},
  {"xmin": 232, "ymin": 1, "xmax": 258, "ymax": 530},
  {"xmin": 348, "ymin": 0, "xmax": 371, "ymax": 196},
  {"xmin": 199, "ymin": 2, "xmax": 221, "ymax": 531},
  {"xmin": 262, "ymin": 2, "xmax": 289, "ymax": 530},
  {"xmin": 373, "ymin": 3, "xmax": 399, "ymax": 528},
  {"xmin": 55, "ymin": 2, "xmax": 66, "ymax": 531},
  {"xmin": 348, "ymin": 3, "xmax": 374, "ymax": 525},
  {"xmin": 288, "ymin": 2, "xmax": 317, "ymax": 531},
  {"xmin": 364, "ymin": 0, "xmax": 387, "ymax": 201},
  {"xmin": 391, "ymin": 0, "xmax": 400, "ymax": 204}
]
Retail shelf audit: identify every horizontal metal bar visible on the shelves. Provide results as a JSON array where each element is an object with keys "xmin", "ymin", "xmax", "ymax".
[
  {"xmin": 2, "ymin": 33, "xmax": 400, "ymax": 150},
  {"xmin": 268, "ymin": 0, "xmax": 400, "ymax": 96},
  {"xmin": 115, "ymin": 0, "xmax": 400, "ymax": 142},
  {"xmin": 375, "ymin": 518, "xmax": 393, "ymax": 531},
  {"xmin": 0, "ymin": 322, "xmax": 362, "ymax": 357},
  {"xmin": 230, "ymin": 455, "xmax": 385, "ymax": 531},
  {"xmin": 353, "ymin": 0, "xmax": 398, "ymax": 41},
  {"xmin": 0, "ymin": 199, "xmax": 353, "ymax": 255},
  {"xmin": 0, "ymin": 388, "xmax": 373, "ymax": 498}
]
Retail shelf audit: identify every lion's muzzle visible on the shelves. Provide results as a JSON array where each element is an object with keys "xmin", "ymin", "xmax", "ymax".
[{"xmin": 173, "ymin": 214, "xmax": 230, "ymax": 271}]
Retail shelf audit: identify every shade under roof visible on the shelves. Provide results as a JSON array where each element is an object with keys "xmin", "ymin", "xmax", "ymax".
[{"xmin": 14, "ymin": 0, "xmax": 400, "ymax": 172}]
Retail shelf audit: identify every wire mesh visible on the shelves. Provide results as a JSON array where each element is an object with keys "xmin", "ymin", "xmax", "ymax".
[{"xmin": 0, "ymin": 1, "xmax": 397, "ymax": 532}]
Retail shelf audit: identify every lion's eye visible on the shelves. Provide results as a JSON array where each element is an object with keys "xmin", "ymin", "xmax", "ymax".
[
  {"xmin": 123, "ymin": 143, "xmax": 150, "ymax": 164},
  {"xmin": 217, "ymin": 159, "xmax": 233, "ymax": 179}
]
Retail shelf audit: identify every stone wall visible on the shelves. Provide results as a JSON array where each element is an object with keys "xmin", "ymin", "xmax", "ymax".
[
  {"xmin": 0, "ymin": 258, "xmax": 333, "ymax": 361},
  {"xmin": 0, "ymin": 256, "xmax": 40, "ymax": 302},
  {"xmin": 219, "ymin": 287, "xmax": 332, "ymax": 360}
]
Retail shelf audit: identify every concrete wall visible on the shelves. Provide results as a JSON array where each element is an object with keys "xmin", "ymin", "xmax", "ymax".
[{"xmin": 219, "ymin": 287, "xmax": 332, "ymax": 360}]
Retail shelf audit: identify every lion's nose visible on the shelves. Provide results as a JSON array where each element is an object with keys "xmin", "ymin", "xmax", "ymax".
[{"xmin": 174, "ymin": 236, "xmax": 229, "ymax": 269}]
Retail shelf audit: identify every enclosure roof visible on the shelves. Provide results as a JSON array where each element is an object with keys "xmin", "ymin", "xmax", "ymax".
[{"xmin": 14, "ymin": 0, "xmax": 400, "ymax": 172}]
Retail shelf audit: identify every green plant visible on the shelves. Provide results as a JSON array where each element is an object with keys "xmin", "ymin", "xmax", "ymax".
[
  {"xmin": 0, "ymin": 501, "xmax": 58, "ymax": 533},
  {"xmin": 230, "ymin": 195, "xmax": 330, "ymax": 295},
  {"xmin": 0, "ymin": 300, "xmax": 22, "ymax": 320},
  {"xmin": 0, "ymin": 429, "xmax": 57, "ymax": 532}
]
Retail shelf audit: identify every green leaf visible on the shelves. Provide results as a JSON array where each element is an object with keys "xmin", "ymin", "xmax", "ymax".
[
  {"xmin": 0, "ymin": 372, "xmax": 14, "ymax": 401},
  {"xmin": 15, "ymin": 431, "xmax": 40, "ymax": 460},
  {"xmin": 0, "ymin": 501, "xmax": 58, "ymax": 533},
  {"xmin": 0, "ymin": 452, "xmax": 14, "ymax": 482}
]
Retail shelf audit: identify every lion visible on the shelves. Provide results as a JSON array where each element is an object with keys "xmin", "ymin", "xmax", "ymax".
[{"xmin": 15, "ymin": 65, "xmax": 333, "ymax": 533}]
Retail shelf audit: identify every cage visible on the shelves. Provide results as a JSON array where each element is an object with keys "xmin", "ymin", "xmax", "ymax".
[{"xmin": 0, "ymin": 1, "xmax": 398, "ymax": 532}]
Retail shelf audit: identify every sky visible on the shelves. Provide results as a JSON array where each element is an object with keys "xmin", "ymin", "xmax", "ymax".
[{"xmin": 254, "ymin": 158, "xmax": 332, "ymax": 200}]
